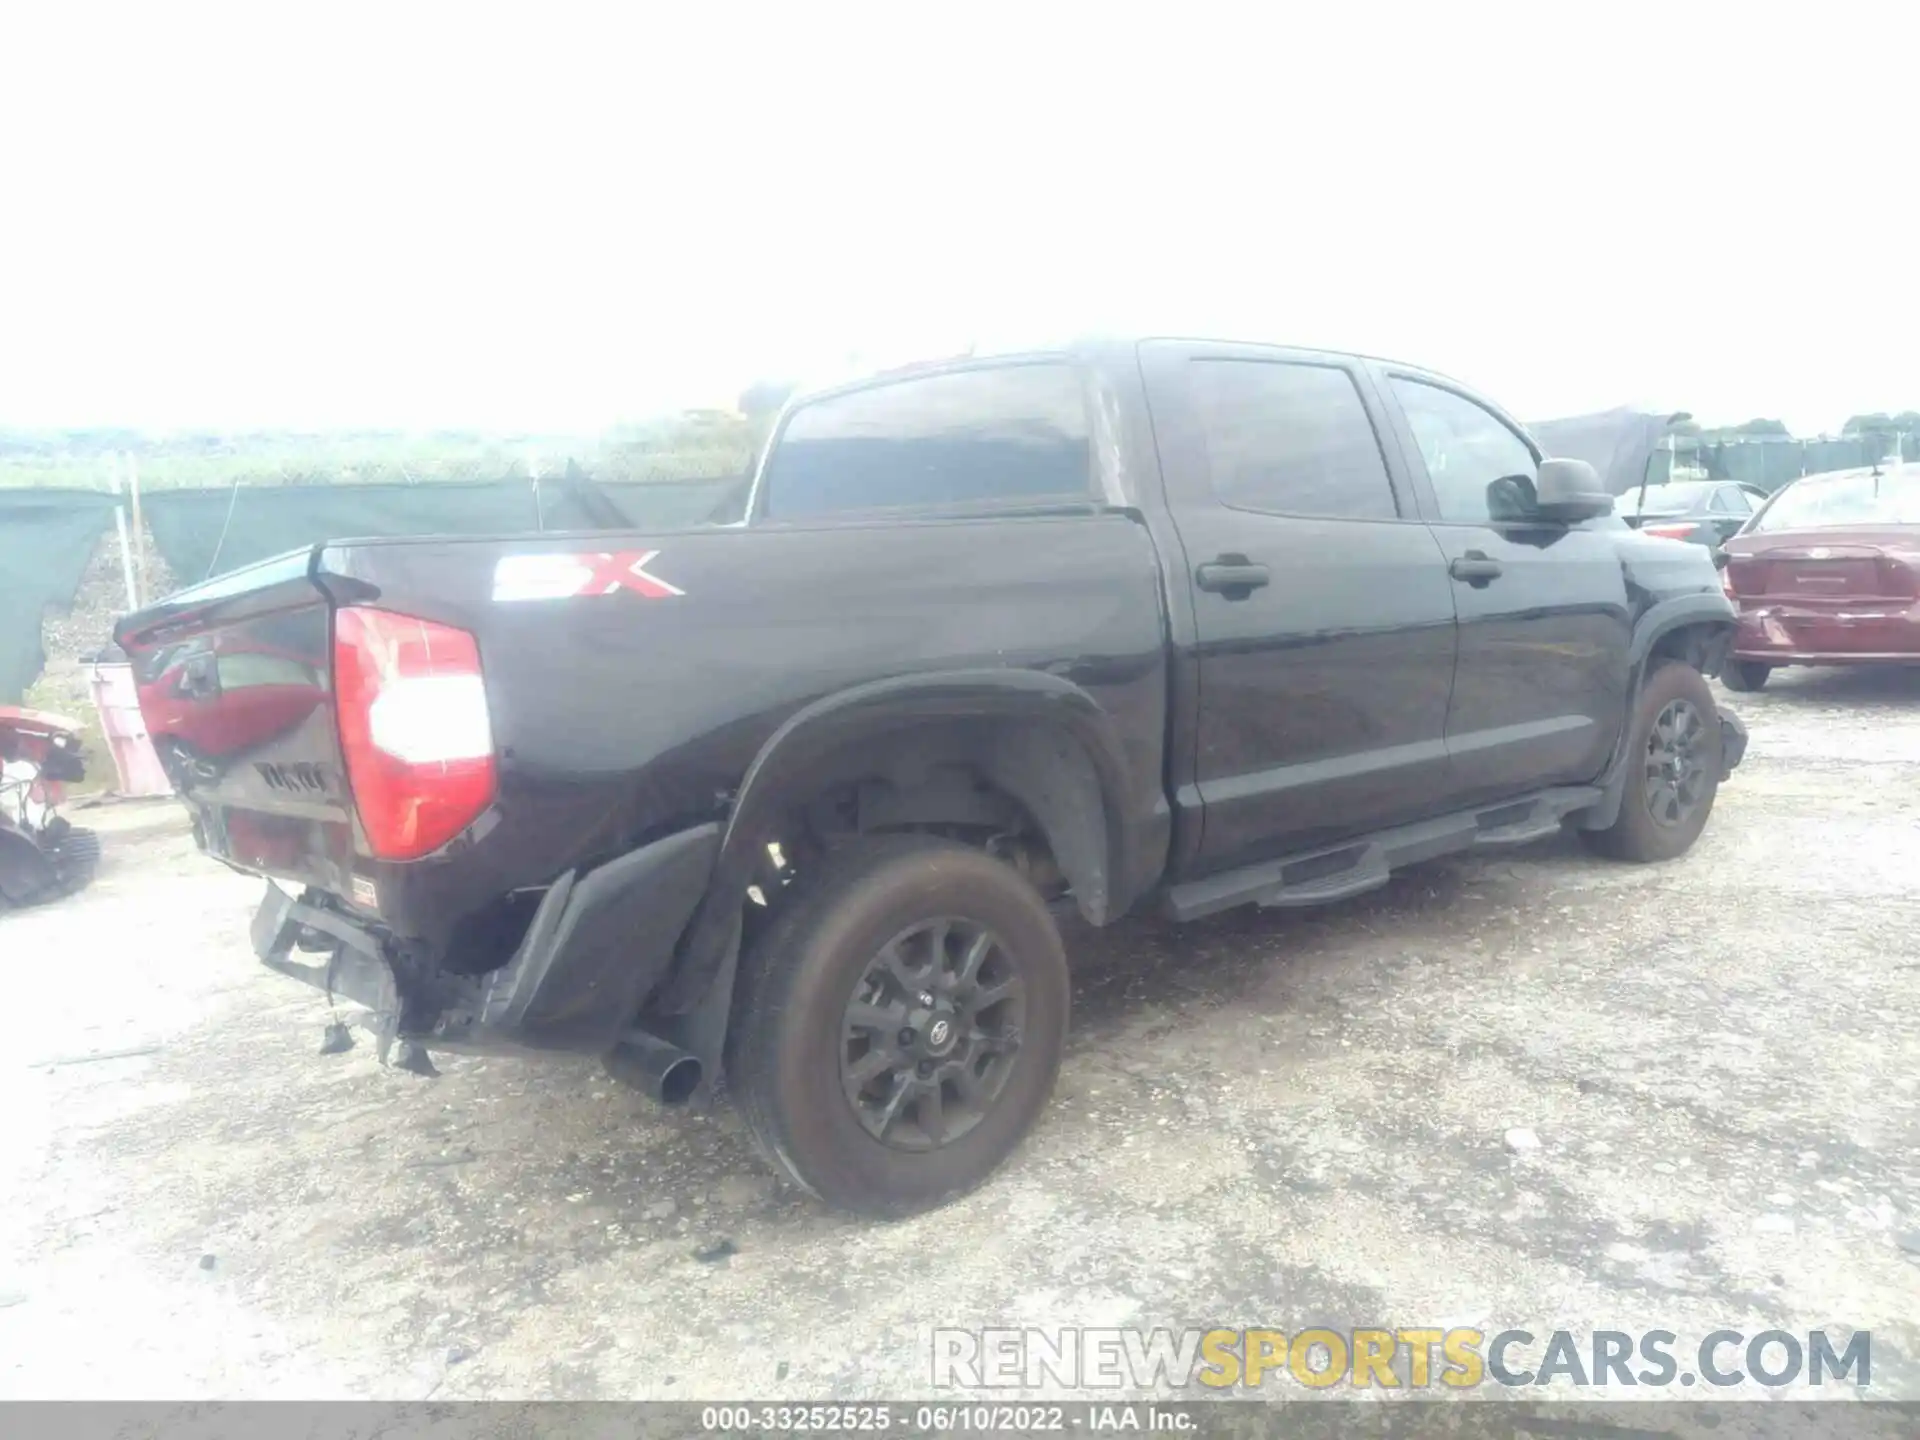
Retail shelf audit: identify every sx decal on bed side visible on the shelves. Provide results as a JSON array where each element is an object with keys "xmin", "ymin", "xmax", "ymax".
[{"xmin": 492, "ymin": 550, "xmax": 685, "ymax": 602}]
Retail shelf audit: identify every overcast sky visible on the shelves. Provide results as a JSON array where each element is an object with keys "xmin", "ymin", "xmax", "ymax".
[{"xmin": 1, "ymin": 3, "xmax": 1911, "ymax": 436}]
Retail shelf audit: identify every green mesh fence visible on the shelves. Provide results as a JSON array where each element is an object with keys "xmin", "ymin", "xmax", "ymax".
[
  {"xmin": 142, "ymin": 474, "xmax": 748, "ymax": 586},
  {"xmin": 3, "ymin": 475, "xmax": 748, "ymax": 700},
  {"xmin": 144, "ymin": 480, "xmax": 546, "ymax": 585},
  {"xmin": 1700, "ymin": 437, "xmax": 1918, "ymax": 492},
  {"xmin": 1530, "ymin": 411, "xmax": 1919, "ymax": 499},
  {"xmin": 0, "ymin": 489, "xmax": 116, "ymax": 703}
]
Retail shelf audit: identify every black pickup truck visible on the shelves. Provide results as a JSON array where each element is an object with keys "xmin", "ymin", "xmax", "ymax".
[{"xmin": 116, "ymin": 338, "xmax": 1747, "ymax": 1214}]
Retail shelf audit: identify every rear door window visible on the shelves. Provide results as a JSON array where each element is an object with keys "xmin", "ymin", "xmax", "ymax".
[
  {"xmin": 1186, "ymin": 359, "xmax": 1401, "ymax": 520},
  {"xmin": 759, "ymin": 363, "xmax": 1092, "ymax": 520}
]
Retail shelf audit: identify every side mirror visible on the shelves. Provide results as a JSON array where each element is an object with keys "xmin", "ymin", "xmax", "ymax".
[
  {"xmin": 1535, "ymin": 458, "xmax": 1614, "ymax": 522},
  {"xmin": 1711, "ymin": 547, "xmax": 1731, "ymax": 571}
]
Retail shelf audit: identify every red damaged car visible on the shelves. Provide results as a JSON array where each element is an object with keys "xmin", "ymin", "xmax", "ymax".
[{"xmin": 1720, "ymin": 462, "xmax": 1920, "ymax": 691}]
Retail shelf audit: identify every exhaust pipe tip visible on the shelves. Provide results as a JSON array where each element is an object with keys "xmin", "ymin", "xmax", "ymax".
[
  {"xmin": 658, "ymin": 1054, "xmax": 702, "ymax": 1106},
  {"xmin": 607, "ymin": 1028, "xmax": 704, "ymax": 1106}
]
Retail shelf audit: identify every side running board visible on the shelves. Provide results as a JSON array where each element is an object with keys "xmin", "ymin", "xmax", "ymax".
[{"xmin": 1163, "ymin": 786, "xmax": 1603, "ymax": 923}]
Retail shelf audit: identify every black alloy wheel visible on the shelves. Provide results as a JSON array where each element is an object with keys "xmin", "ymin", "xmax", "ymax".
[
  {"xmin": 1644, "ymin": 697, "xmax": 1712, "ymax": 828},
  {"xmin": 728, "ymin": 834, "xmax": 1069, "ymax": 1215},
  {"xmin": 1582, "ymin": 660, "xmax": 1724, "ymax": 863},
  {"xmin": 840, "ymin": 917, "xmax": 1026, "ymax": 1151}
]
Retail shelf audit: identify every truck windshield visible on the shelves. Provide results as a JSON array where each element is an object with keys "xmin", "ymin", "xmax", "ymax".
[{"xmin": 1753, "ymin": 470, "xmax": 1920, "ymax": 531}]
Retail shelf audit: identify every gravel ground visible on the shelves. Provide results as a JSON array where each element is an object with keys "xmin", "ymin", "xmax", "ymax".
[{"xmin": 0, "ymin": 668, "xmax": 1915, "ymax": 1405}]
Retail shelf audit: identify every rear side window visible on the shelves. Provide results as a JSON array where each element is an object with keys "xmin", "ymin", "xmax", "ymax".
[
  {"xmin": 759, "ymin": 364, "xmax": 1092, "ymax": 520},
  {"xmin": 1188, "ymin": 359, "xmax": 1400, "ymax": 520}
]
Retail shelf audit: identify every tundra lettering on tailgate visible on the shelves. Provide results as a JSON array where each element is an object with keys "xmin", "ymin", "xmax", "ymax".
[
  {"xmin": 492, "ymin": 550, "xmax": 684, "ymax": 602},
  {"xmin": 256, "ymin": 760, "xmax": 332, "ymax": 795}
]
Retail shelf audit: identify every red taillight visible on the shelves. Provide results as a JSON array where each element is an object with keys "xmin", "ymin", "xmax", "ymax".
[
  {"xmin": 1880, "ymin": 554, "xmax": 1920, "ymax": 600},
  {"xmin": 333, "ymin": 606, "xmax": 495, "ymax": 860},
  {"xmin": 1643, "ymin": 522, "xmax": 1701, "ymax": 541}
]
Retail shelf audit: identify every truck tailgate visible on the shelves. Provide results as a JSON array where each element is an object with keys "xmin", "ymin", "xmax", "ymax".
[{"xmin": 114, "ymin": 548, "xmax": 358, "ymax": 898}]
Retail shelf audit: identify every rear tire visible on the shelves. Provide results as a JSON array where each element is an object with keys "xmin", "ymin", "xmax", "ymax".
[
  {"xmin": 1720, "ymin": 660, "xmax": 1771, "ymax": 692},
  {"xmin": 1583, "ymin": 661, "xmax": 1724, "ymax": 863},
  {"xmin": 728, "ymin": 833, "xmax": 1069, "ymax": 1216}
]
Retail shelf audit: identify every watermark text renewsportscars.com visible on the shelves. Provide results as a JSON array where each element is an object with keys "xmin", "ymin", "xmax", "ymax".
[{"xmin": 930, "ymin": 1327, "xmax": 1871, "ymax": 1391}]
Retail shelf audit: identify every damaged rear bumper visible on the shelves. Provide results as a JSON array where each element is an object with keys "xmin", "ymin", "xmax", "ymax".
[{"xmin": 252, "ymin": 822, "xmax": 720, "ymax": 1057}]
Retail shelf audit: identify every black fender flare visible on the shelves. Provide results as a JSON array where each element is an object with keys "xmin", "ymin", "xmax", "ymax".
[
  {"xmin": 1579, "ymin": 591, "xmax": 1737, "ymax": 830},
  {"xmin": 1627, "ymin": 591, "xmax": 1738, "ymax": 673},
  {"xmin": 660, "ymin": 669, "xmax": 1139, "ymax": 1011}
]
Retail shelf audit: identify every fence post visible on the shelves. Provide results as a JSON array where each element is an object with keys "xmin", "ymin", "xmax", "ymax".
[
  {"xmin": 106, "ymin": 454, "xmax": 139, "ymax": 614},
  {"xmin": 126, "ymin": 451, "xmax": 146, "ymax": 608}
]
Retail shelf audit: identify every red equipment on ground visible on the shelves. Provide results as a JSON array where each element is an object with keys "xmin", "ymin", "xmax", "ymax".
[{"xmin": 0, "ymin": 706, "xmax": 100, "ymax": 907}]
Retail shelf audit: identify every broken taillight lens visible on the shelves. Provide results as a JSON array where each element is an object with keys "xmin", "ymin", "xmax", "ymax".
[{"xmin": 333, "ymin": 606, "xmax": 495, "ymax": 860}]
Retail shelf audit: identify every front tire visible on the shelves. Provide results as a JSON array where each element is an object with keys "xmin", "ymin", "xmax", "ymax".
[
  {"xmin": 1583, "ymin": 661, "xmax": 1724, "ymax": 863},
  {"xmin": 1720, "ymin": 659, "xmax": 1771, "ymax": 692},
  {"xmin": 728, "ymin": 834, "xmax": 1069, "ymax": 1216}
]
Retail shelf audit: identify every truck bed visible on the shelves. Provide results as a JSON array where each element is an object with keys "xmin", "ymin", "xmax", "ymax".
[{"xmin": 114, "ymin": 514, "xmax": 1172, "ymax": 955}]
